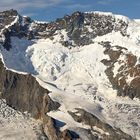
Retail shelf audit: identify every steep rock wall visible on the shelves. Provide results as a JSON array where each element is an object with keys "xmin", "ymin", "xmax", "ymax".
[{"xmin": 0, "ymin": 59, "xmax": 73, "ymax": 140}]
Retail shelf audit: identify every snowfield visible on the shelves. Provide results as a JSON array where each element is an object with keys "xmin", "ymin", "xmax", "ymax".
[{"xmin": 34, "ymin": 37, "xmax": 140, "ymax": 138}]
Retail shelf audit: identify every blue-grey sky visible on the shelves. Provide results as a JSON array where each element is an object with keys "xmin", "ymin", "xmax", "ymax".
[{"xmin": 0, "ymin": 0, "xmax": 140, "ymax": 21}]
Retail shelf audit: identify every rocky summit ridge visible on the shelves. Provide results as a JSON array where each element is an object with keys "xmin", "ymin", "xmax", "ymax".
[{"xmin": 0, "ymin": 9, "xmax": 128, "ymax": 49}]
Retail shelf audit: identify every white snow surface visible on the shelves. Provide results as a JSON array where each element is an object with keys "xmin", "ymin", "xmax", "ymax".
[
  {"xmin": 0, "ymin": 37, "xmax": 36, "ymax": 74},
  {"xmin": 0, "ymin": 13, "xmax": 140, "ymax": 139},
  {"xmin": 2, "ymin": 35, "xmax": 139, "ymax": 138}
]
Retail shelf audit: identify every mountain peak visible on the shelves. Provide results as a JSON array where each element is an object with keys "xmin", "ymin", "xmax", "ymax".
[
  {"xmin": 85, "ymin": 11, "xmax": 130, "ymax": 22},
  {"xmin": 0, "ymin": 9, "xmax": 18, "ymax": 16},
  {"xmin": 0, "ymin": 10, "xmax": 130, "ymax": 50}
]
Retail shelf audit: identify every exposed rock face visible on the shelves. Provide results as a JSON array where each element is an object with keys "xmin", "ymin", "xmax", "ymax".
[
  {"xmin": 69, "ymin": 109, "xmax": 134, "ymax": 140},
  {"xmin": 0, "ymin": 59, "xmax": 74, "ymax": 140},
  {"xmin": 0, "ymin": 10, "xmax": 128, "ymax": 50},
  {"xmin": 101, "ymin": 41, "xmax": 140, "ymax": 99},
  {"xmin": 0, "ymin": 9, "xmax": 18, "ymax": 29},
  {"xmin": 0, "ymin": 9, "xmax": 18, "ymax": 50},
  {"xmin": 48, "ymin": 11, "xmax": 128, "ymax": 46},
  {"xmin": 0, "ymin": 60, "xmax": 59, "ymax": 118}
]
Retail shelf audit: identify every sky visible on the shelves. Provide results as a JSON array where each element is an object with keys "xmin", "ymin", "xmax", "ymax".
[{"xmin": 0, "ymin": 0, "xmax": 140, "ymax": 21}]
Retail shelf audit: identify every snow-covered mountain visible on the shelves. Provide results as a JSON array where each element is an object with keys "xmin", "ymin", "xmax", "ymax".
[{"xmin": 0, "ymin": 9, "xmax": 140, "ymax": 140}]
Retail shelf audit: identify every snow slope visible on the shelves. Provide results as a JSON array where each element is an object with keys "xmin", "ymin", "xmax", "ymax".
[{"xmin": 33, "ymin": 37, "xmax": 140, "ymax": 139}]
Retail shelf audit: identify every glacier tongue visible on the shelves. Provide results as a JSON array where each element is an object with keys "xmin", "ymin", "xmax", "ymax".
[{"xmin": 25, "ymin": 36, "xmax": 140, "ymax": 138}]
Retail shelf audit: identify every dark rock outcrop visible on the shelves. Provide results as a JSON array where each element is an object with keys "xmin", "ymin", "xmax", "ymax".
[
  {"xmin": 0, "ymin": 9, "xmax": 18, "ymax": 50},
  {"xmin": 0, "ymin": 59, "xmax": 59, "ymax": 118},
  {"xmin": 69, "ymin": 108, "xmax": 134, "ymax": 140},
  {"xmin": 0, "ymin": 10, "xmax": 129, "ymax": 50},
  {"xmin": 0, "ymin": 59, "xmax": 74, "ymax": 140},
  {"xmin": 101, "ymin": 41, "xmax": 140, "ymax": 99}
]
